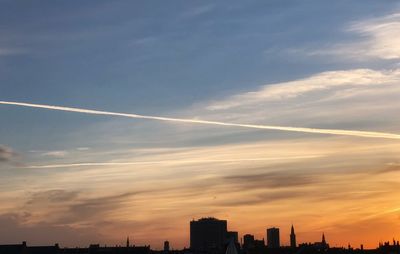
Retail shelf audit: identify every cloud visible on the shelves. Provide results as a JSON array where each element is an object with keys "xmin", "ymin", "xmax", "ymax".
[
  {"xmin": 0, "ymin": 213, "xmax": 103, "ymax": 247},
  {"xmin": 58, "ymin": 191, "xmax": 141, "ymax": 224},
  {"xmin": 2, "ymin": 138, "xmax": 400, "ymax": 248},
  {"xmin": 1, "ymin": 100, "xmax": 400, "ymax": 140},
  {"xmin": 0, "ymin": 145, "xmax": 16, "ymax": 162},
  {"xmin": 206, "ymin": 69, "xmax": 400, "ymax": 110},
  {"xmin": 345, "ymin": 13, "xmax": 400, "ymax": 60},
  {"xmin": 214, "ymin": 190, "xmax": 305, "ymax": 207},
  {"xmin": 375, "ymin": 163, "xmax": 400, "ymax": 174},
  {"xmin": 41, "ymin": 150, "xmax": 69, "ymax": 158},
  {"xmin": 29, "ymin": 147, "xmax": 89, "ymax": 158},
  {"xmin": 25, "ymin": 190, "xmax": 79, "ymax": 205},
  {"xmin": 296, "ymin": 12, "xmax": 400, "ymax": 61},
  {"xmin": 2, "ymin": 6, "xmax": 400, "ymax": 250},
  {"xmin": 19, "ymin": 189, "xmax": 143, "ymax": 227},
  {"xmin": 76, "ymin": 147, "xmax": 90, "ymax": 151},
  {"xmin": 197, "ymin": 67, "xmax": 400, "ymax": 140},
  {"xmin": 223, "ymin": 170, "xmax": 318, "ymax": 189}
]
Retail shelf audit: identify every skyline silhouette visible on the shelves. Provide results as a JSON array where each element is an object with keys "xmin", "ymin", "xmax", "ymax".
[
  {"xmin": 0, "ymin": 217, "xmax": 399, "ymax": 254},
  {"xmin": 1, "ymin": 1, "xmax": 400, "ymax": 251},
  {"xmin": 0, "ymin": 217, "xmax": 399, "ymax": 250}
]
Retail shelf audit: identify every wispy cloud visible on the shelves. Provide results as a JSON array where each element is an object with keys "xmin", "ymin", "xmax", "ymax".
[
  {"xmin": 198, "ymin": 67, "xmax": 400, "ymax": 140},
  {"xmin": 0, "ymin": 212, "xmax": 103, "ymax": 246},
  {"xmin": 2, "ymin": 138, "xmax": 400, "ymax": 248},
  {"xmin": 376, "ymin": 163, "xmax": 400, "ymax": 174},
  {"xmin": 41, "ymin": 150, "xmax": 69, "ymax": 158},
  {"xmin": 206, "ymin": 69, "xmax": 400, "ymax": 110},
  {"xmin": 345, "ymin": 13, "xmax": 400, "ymax": 60},
  {"xmin": 297, "ymin": 12, "xmax": 400, "ymax": 61},
  {"xmin": 223, "ymin": 170, "xmax": 318, "ymax": 189},
  {"xmin": 76, "ymin": 147, "xmax": 90, "ymax": 151}
]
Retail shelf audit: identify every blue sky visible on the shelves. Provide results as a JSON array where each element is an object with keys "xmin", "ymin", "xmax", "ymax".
[
  {"xmin": 1, "ymin": 0, "xmax": 400, "ymax": 249},
  {"xmin": 1, "ymin": 0, "xmax": 398, "ymax": 149}
]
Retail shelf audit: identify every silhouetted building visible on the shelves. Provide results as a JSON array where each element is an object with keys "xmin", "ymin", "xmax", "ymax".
[
  {"xmin": 29, "ymin": 245, "xmax": 60, "ymax": 254},
  {"xmin": 253, "ymin": 239, "xmax": 265, "ymax": 248},
  {"xmin": 309, "ymin": 233, "xmax": 329, "ymax": 251},
  {"xmin": 190, "ymin": 217, "xmax": 227, "ymax": 252},
  {"xmin": 290, "ymin": 225, "xmax": 296, "ymax": 248},
  {"xmin": 227, "ymin": 231, "xmax": 239, "ymax": 245},
  {"xmin": 0, "ymin": 241, "xmax": 152, "ymax": 254},
  {"xmin": 267, "ymin": 228, "xmax": 280, "ymax": 248},
  {"xmin": 164, "ymin": 241, "xmax": 170, "ymax": 252},
  {"xmin": 243, "ymin": 234, "xmax": 255, "ymax": 250},
  {"xmin": 225, "ymin": 239, "xmax": 238, "ymax": 254},
  {"xmin": 0, "ymin": 242, "xmax": 28, "ymax": 254},
  {"xmin": 378, "ymin": 240, "xmax": 400, "ymax": 254}
]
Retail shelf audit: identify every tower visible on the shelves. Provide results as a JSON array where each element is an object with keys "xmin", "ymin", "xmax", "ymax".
[
  {"xmin": 290, "ymin": 225, "xmax": 296, "ymax": 248},
  {"xmin": 164, "ymin": 241, "xmax": 170, "ymax": 252},
  {"xmin": 322, "ymin": 233, "xmax": 326, "ymax": 245},
  {"xmin": 127, "ymin": 236, "xmax": 130, "ymax": 248}
]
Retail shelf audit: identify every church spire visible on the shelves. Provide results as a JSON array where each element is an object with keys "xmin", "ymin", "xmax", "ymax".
[
  {"xmin": 322, "ymin": 233, "xmax": 326, "ymax": 245},
  {"xmin": 290, "ymin": 224, "xmax": 296, "ymax": 248}
]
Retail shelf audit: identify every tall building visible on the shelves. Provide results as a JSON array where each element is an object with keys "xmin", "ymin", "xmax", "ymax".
[
  {"xmin": 190, "ymin": 217, "xmax": 228, "ymax": 252},
  {"xmin": 266, "ymin": 227, "xmax": 280, "ymax": 248},
  {"xmin": 290, "ymin": 225, "xmax": 296, "ymax": 248}
]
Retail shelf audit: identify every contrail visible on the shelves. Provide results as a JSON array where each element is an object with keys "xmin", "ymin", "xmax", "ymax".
[
  {"xmin": 24, "ymin": 155, "xmax": 321, "ymax": 169},
  {"xmin": 1, "ymin": 100, "xmax": 400, "ymax": 139}
]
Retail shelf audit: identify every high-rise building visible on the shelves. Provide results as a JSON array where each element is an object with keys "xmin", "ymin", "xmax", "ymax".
[
  {"xmin": 266, "ymin": 227, "xmax": 280, "ymax": 248},
  {"xmin": 290, "ymin": 225, "xmax": 296, "ymax": 248},
  {"xmin": 190, "ymin": 217, "xmax": 227, "ymax": 252}
]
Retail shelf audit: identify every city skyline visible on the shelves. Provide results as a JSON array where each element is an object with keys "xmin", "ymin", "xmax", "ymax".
[
  {"xmin": 1, "ymin": 0, "xmax": 400, "ymax": 250},
  {"xmin": 0, "ymin": 217, "xmax": 398, "ymax": 250}
]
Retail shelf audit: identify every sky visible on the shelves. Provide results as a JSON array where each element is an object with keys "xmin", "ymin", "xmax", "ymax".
[{"xmin": 1, "ymin": 0, "xmax": 400, "ymax": 249}]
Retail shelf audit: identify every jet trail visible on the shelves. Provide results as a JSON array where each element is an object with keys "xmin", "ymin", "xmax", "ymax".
[
  {"xmin": 25, "ymin": 155, "xmax": 321, "ymax": 169},
  {"xmin": 1, "ymin": 100, "xmax": 400, "ymax": 140}
]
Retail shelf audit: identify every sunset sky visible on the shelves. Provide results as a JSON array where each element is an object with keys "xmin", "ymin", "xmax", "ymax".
[{"xmin": 1, "ymin": 0, "xmax": 400, "ymax": 249}]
